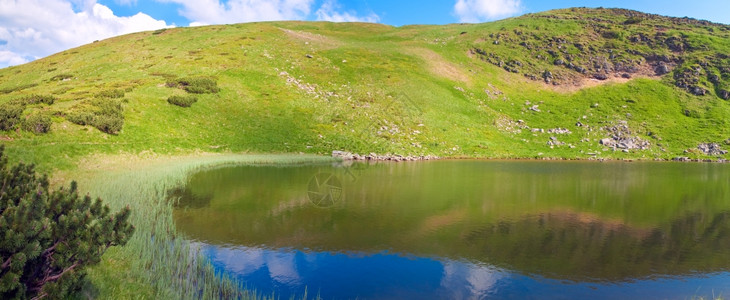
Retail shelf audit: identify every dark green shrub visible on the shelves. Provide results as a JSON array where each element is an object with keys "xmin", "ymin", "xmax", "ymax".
[
  {"xmin": 21, "ymin": 112, "xmax": 52, "ymax": 134},
  {"xmin": 624, "ymin": 16, "xmax": 643, "ymax": 25},
  {"xmin": 92, "ymin": 114, "xmax": 123, "ymax": 134},
  {"xmin": 65, "ymin": 99, "xmax": 124, "ymax": 134},
  {"xmin": 0, "ymin": 83, "xmax": 38, "ymax": 94},
  {"xmin": 0, "ymin": 102, "xmax": 25, "ymax": 131},
  {"xmin": 167, "ymin": 95, "xmax": 198, "ymax": 107},
  {"xmin": 66, "ymin": 110, "xmax": 96, "ymax": 126},
  {"xmin": 168, "ymin": 77, "xmax": 220, "ymax": 94},
  {"xmin": 152, "ymin": 28, "xmax": 167, "ymax": 35},
  {"xmin": 96, "ymin": 89, "xmax": 125, "ymax": 99},
  {"xmin": 50, "ymin": 74, "xmax": 73, "ymax": 81},
  {"xmin": 601, "ymin": 30, "xmax": 622, "ymax": 39},
  {"xmin": 18, "ymin": 94, "xmax": 55, "ymax": 105},
  {"xmin": 0, "ymin": 146, "xmax": 134, "ymax": 299}
]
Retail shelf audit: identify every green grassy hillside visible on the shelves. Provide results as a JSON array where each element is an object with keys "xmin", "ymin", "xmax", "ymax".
[{"xmin": 2, "ymin": 7, "xmax": 730, "ymax": 169}]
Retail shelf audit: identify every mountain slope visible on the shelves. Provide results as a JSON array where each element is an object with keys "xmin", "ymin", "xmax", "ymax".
[{"xmin": 2, "ymin": 7, "xmax": 730, "ymax": 168}]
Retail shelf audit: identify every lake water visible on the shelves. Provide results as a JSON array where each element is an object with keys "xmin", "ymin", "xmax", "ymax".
[{"xmin": 172, "ymin": 160, "xmax": 730, "ymax": 299}]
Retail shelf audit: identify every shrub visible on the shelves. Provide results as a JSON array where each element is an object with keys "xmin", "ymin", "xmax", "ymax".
[
  {"xmin": 18, "ymin": 94, "xmax": 55, "ymax": 105},
  {"xmin": 167, "ymin": 95, "xmax": 198, "ymax": 107},
  {"xmin": 92, "ymin": 114, "xmax": 124, "ymax": 134},
  {"xmin": 0, "ymin": 83, "xmax": 38, "ymax": 94},
  {"xmin": 50, "ymin": 74, "xmax": 73, "ymax": 81},
  {"xmin": 66, "ymin": 110, "xmax": 96, "ymax": 126},
  {"xmin": 96, "ymin": 89, "xmax": 125, "ymax": 99},
  {"xmin": 168, "ymin": 77, "xmax": 220, "ymax": 94},
  {"xmin": 624, "ymin": 16, "xmax": 643, "ymax": 25},
  {"xmin": 0, "ymin": 146, "xmax": 134, "ymax": 299},
  {"xmin": 0, "ymin": 102, "xmax": 25, "ymax": 131},
  {"xmin": 21, "ymin": 112, "xmax": 52, "ymax": 134},
  {"xmin": 601, "ymin": 30, "xmax": 622, "ymax": 39},
  {"xmin": 65, "ymin": 99, "xmax": 124, "ymax": 134}
]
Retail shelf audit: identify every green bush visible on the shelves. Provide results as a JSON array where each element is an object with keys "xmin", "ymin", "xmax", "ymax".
[
  {"xmin": 167, "ymin": 95, "xmax": 198, "ymax": 107},
  {"xmin": 18, "ymin": 94, "xmax": 55, "ymax": 105},
  {"xmin": 50, "ymin": 74, "xmax": 73, "ymax": 81},
  {"xmin": 624, "ymin": 16, "xmax": 643, "ymax": 25},
  {"xmin": 65, "ymin": 99, "xmax": 124, "ymax": 134},
  {"xmin": 22, "ymin": 112, "xmax": 52, "ymax": 134},
  {"xmin": 0, "ymin": 83, "xmax": 38, "ymax": 94},
  {"xmin": 66, "ymin": 110, "xmax": 96, "ymax": 126},
  {"xmin": 96, "ymin": 89, "xmax": 125, "ymax": 99},
  {"xmin": 168, "ymin": 77, "xmax": 220, "ymax": 94},
  {"xmin": 93, "ymin": 114, "xmax": 123, "ymax": 134},
  {"xmin": 0, "ymin": 102, "xmax": 25, "ymax": 131},
  {"xmin": 0, "ymin": 146, "xmax": 134, "ymax": 299}
]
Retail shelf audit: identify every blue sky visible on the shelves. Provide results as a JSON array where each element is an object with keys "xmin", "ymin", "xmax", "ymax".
[
  {"xmin": 1, "ymin": 0, "xmax": 729, "ymax": 68},
  {"xmin": 95, "ymin": 0, "xmax": 730, "ymax": 26}
]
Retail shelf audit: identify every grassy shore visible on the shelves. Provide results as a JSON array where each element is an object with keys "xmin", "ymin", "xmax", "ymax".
[{"xmin": 55, "ymin": 152, "xmax": 334, "ymax": 299}]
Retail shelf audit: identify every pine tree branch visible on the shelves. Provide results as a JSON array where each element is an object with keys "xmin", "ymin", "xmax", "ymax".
[{"xmin": 1, "ymin": 256, "xmax": 9, "ymax": 269}]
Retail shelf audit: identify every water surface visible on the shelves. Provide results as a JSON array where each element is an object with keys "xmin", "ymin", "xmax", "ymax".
[{"xmin": 173, "ymin": 160, "xmax": 730, "ymax": 299}]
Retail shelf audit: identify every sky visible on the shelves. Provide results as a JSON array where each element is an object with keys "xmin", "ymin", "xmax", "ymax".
[{"xmin": 1, "ymin": 0, "xmax": 729, "ymax": 68}]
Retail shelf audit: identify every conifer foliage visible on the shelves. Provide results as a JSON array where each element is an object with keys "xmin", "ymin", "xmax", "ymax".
[{"xmin": 0, "ymin": 146, "xmax": 134, "ymax": 299}]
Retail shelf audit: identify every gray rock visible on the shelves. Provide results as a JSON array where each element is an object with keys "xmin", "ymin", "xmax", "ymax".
[
  {"xmin": 698, "ymin": 143, "xmax": 728, "ymax": 155},
  {"xmin": 655, "ymin": 64, "xmax": 670, "ymax": 75},
  {"xmin": 593, "ymin": 73, "xmax": 608, "ymax": 80},
  {"xmin": 690, "ymin": 86, "xmax": 707, "ymax": 96},
  {"xmin": 719, "ymin": 89, "xmax": 730, "ymax": 100}
]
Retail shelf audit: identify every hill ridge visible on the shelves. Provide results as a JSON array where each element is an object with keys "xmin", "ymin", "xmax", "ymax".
[{"xmin": 0, "ymin": 7, "xmax": 729, "ymax": 168}]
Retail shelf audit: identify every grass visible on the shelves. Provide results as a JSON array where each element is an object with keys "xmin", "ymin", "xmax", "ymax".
[
  {"xmin": 0, "ymin": 6, "xmax": 729, "ymax": 298},
  {"xmin": 0, "ymin": 8, "xmax": 729, "ymax": 171},
  {"xmin": 58, "ymin": 152, "xmax": 334, "ymax": 299}
]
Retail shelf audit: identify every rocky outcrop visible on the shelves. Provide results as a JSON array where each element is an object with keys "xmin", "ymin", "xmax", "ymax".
[
  {"xmin": 332, "ymin": 151, "xmax": 439, "ymax": 162},
  {"xmin": 599, "ymin": 121, "xmax": 650, "ymax": 151},
  {"xmin": 697, "ymin": 143, "xmax": 728, "ymax": 155}
]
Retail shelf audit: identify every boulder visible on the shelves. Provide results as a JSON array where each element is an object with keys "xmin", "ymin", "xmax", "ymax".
[
  {"xmin": 719, "ymin": 89, "xmax": 730, "ymax": 100},
  {"xmin": 655, "ymin": 64, "xmax": 670, "ymax": 75},
  {"xmin": 690, "ymin": 86, "xmax": 707, "ymax": 96},
  {"xmin": 593, "ymin": 73, "xmax": 608, "ymax": 80}
]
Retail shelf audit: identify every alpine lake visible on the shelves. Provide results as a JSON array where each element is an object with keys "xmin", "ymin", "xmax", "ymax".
[{"xmin": 171, "ymin": 160, "xmax": 730, "ymax": 299}]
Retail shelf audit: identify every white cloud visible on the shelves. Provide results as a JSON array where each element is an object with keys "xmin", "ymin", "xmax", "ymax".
[
  {"xmin": 0, "ymin": 50, "xmax": 30, "ymax": 66},
  {"xmin": 315, "ymin": 0, "xmax": 379, "ymax": 23},
  {"xmin": 453, "ymin": 0, "xmax": 522, "ymax": 23},
  {"xmin": 158, "ymin": 0, "xmax": 315, "ymax": 25},
  {"xmin": 0, "ymin": 0, "xmax": 171, "ymax": 68}
]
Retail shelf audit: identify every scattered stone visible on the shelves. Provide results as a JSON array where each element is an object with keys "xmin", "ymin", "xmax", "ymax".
[
  {"xmin": 547, "ymin": 137, "xmax": 565, "ymax": 147},
  {"xmin": 672, "ymin": 156, "xmax": 691, "ymax": 162},
  {"xmin": 332, "ymin": 150, "xmax": 439, "ymax": 162},
  {"xmin": 599, "ymin": 121, "xmax": 650, "ymax": 150},
  {"xmin": 621, "ymin": 73, "xmax": 632, "ymax": 79},
  {"xmin": 697, "ymin": 143, "xmax": 728, "ymax": 155},
  {"xmin": 306, "ymin": 54, "xmax": 314, "ymax": 58},
  {"xmin": 548, "ymin": 128, "xmax": 572, "ymax": 134},
  {"xmin": 529, "ymin": 105, "xmax": 541, "ymax": 112}
]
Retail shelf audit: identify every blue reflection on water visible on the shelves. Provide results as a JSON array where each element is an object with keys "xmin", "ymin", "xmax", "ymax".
[{"xmin": 200, "ymin": 244, "xmax": 730, "ymax": 300}]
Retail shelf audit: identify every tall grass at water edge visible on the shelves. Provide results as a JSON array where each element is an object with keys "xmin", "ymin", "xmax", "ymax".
[{"xmin": 76, "ymin": 154, "xmax": 334, "ymax": 299}]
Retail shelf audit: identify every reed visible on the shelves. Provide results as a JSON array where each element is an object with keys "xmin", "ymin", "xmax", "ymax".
[{"xmin": 73, "ymin": 153, "xmax": 334, "ymax": 299}]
